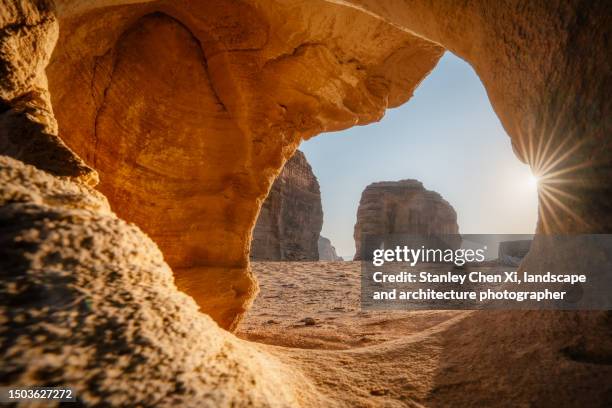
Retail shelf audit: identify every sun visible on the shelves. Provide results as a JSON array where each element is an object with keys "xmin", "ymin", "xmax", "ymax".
[{"xmin": 528, "ymin": 174, "xmax": 539, "ymax": 189}]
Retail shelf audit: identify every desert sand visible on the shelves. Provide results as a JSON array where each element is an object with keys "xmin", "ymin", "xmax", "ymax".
[
  {"xmin": 238, "ymin": 262, "xmax": 469, "ymax": 406},
  {"xmin": 238, "ymin": 262, "xmax": 462, "ymax": 350}
]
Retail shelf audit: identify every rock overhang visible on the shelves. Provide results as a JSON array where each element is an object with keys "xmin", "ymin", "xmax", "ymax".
[{"xmin": 44, "ymin": 0, "xmax": 444, "ymax": 328}]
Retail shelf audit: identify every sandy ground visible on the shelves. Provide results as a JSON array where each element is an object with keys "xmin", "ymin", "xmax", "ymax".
[
  {"xmin": 237, "ymin": 261, "xmax": 461, "ymax": 350},
  {"xmin": 236, "ymin": 262, "xmax": 610, "ymax": 407},
  {"xmin": 237, "ymin": 261, "xmax": 467, "ymax": 406}
]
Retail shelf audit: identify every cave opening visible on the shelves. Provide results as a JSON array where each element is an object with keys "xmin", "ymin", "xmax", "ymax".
[
  {"xmin": 238, "ymin": 52, "xmax": 539, "ymax": 348},
  {"xmin": 41, "ymin": 0, "xmax": 592, "ymax": 337}
]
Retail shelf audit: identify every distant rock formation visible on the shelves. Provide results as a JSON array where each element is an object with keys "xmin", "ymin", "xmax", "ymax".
[
  {"xmin": 498, "ymin": 240, "xmax": 532, "ymax": 266},
  {"xmin": 354, "ymin": 180, "xmax": 459, "ymax": 259},
  {"xmin": 318, "ymin": 236, "xmax": 344, "ymax": 261},
  {"xmin": 251, "ymin": 150, "xmax": 323, "ymax": 261}
]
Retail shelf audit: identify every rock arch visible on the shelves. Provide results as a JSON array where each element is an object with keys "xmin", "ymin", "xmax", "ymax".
[
  {"xmin": 42, "ymin": 0, "xmax": 610, "ymax": 329},
  {"xmin": 45, "ymin": 0, "xmax": 443, "ymax": 329}
]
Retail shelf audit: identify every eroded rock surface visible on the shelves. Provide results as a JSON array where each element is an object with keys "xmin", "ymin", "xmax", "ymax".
[
  {"xmin": 354, "ymin": 180, "xmax": 459, "ymax": 259},
  {"xmin": 251, "ymin": 150, "xmax": 323, "ymax": 261},
  {"xmin": 0, "ymin": 0, "xmax": 96, "ymax": 184},
  {"xmin": 45, "ymin": 0, "xmax": 442, "ymax": 327},
  {"xmin": 317, "ymin": 236, "xmax": 343, "ymax": 261},
  {"xmin": 0, "ymin": 155, "xmax": 314, "ymax": 407}
]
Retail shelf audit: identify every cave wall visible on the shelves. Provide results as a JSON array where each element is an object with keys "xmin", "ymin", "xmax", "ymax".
[
  {"xmin": 0, "ymin": 0, "xmax": 96, "ymax": 184},
  {"xmin": 44, "ymin": 0, "xmax": 442, "ymax": 329}
]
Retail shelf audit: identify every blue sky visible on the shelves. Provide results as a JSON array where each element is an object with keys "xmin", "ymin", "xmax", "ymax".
[{"xmin": 300, "ymin": 52, "xmax": 538, "ymax": 259}]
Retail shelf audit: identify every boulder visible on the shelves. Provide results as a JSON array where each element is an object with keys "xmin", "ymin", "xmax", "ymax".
[{"xmin": 0, "ymin": 156, "xmax": 309, "ymax": 406}]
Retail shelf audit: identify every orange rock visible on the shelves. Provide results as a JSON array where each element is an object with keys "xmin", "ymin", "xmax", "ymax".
[{"xmin": 46, "ymin": 0, "xmax": 442, "ymax": 328}]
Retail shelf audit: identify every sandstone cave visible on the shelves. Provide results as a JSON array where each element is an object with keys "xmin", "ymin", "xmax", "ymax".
[{"xmin": 1, "ymin": 1, "xmax": 611, "ymax": 407}]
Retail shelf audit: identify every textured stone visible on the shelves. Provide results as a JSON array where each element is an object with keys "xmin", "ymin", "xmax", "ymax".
[
  {"xmin": 318, "ymin": 236, "xmax": 343, "ymax": 261},
  {"xmin": 353, "ymin": 180, "xmax": 459, "ymax": 259},
  {"xmin": 45, "ymin": 1, "xmax": 441, "ymax": 327},
  {"xmin": 251, "ymin": 150, "xmax": 323, "ymax": 261},
  {"xmin": 0, "ymin": 155, "xmax": 313, "ymax": 406},
  {"xmin": 0, "ymin": 0, "xmax": 97, "ymax": 184}
]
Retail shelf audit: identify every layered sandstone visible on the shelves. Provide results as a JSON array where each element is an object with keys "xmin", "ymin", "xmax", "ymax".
[
  {"xmin": 0, "ymin": 1, "xmax": 96, "ymax": 184},
  {"xmin": 353, "ymin": 180, "xmax": 459, "ymax": 259},
  {"xmin": 251, "ymin": 150, "xmax": 323, "ymax": 261},
  {"xmin": 43, "ymin": 0, "xmax": 441, "ymax": 327},
  {"xmin": 317, "ymin": 236, "xmax": 343, "ymax": 261}
]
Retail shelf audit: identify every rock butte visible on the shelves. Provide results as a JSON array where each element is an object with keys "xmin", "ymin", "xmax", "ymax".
[
  {"xmin": 354, "ymin": 180, "xmax": 459, "ymax": 260},
  {"xmin": 318, "ymin": 236, "xmax": 343, "ymax": 261},
  {"xmin": 1, "ymin": 0, "xmax": 611, "ymax": 406},
  {"xmin": 251, "ymin": 150, "xmax": 323, "ymax": 261}
]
